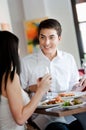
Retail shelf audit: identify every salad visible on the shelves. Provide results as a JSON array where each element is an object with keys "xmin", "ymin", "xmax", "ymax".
[{"xmin": 62, "ymin": 98, "xmax": 83, "ymax": 106}]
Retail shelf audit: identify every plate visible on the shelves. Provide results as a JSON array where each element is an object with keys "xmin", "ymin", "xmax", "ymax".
[
  {"xmin": 58, "ymin": 91, "xmax": 86, "ymax": 100},
  {"xmin": 61, "ymin": 102, "xmax": 86, "ymax": 109},
  {"xmin": 38, "ymin": 99, "xmax": 64, "ymax": 109}
]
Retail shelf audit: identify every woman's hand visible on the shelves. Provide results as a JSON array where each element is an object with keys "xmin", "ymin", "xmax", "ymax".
[
  {"xmin": 37, "ymin": 73, "xmax": 52, "ymax": 94},
  {"xmin": 25, "ymin": 74, "xmax": 52, "ymax": 94}
]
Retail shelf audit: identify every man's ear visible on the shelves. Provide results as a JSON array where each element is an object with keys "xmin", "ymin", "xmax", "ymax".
[{"xmin": 58, "ymin": 36, "xmax": 61, "ymax": 41}]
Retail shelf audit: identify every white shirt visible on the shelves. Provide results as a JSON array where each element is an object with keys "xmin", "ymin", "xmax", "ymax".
[
  {"xmin": 20, "ymin": 49, "xmax": 80, "ymax": 130},
  {"xmin": 20, "ymin": 49, "xmax": 79, "ymax": 90}
]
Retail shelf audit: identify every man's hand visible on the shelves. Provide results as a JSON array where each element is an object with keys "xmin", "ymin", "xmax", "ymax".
[
  {"xmin": 79, "ymin": 78, "xmax": 86, "ymax": 91},
  {"xmin": 72, "ymin": 78, "xmax": 86, "ymax": 91}
]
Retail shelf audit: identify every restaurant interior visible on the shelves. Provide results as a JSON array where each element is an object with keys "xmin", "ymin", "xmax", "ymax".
[
  {"xmin": 0, "ymin": 0, "xmax": 86, "ymax": 69},
  {"xmin": 0, "ymin": 0, "xmax": 86, "ymax": 130}
]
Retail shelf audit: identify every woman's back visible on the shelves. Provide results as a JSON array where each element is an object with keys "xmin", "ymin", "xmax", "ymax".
[{"xmin": 0, "ymin": 90, "xmax": 30, "ymax": 130}]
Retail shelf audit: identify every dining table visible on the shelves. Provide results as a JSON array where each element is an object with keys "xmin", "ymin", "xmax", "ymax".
[{"xmin": 35, "ymin": 94, "xmax": 86, "ymax": 117}]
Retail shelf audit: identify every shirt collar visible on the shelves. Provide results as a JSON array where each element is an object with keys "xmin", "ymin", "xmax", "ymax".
[
  {"xmin": 38, "ymin": 48, "xmax": 63, "ymax": 60},
  {"xmin": 57, "ymin": 49, "xmax": 63, "ymax": 58}
]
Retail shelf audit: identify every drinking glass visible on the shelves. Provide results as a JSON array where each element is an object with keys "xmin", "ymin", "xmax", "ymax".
[{"xmin": 44, "ymin": 67, "xmax": 53, "ymax": 99}]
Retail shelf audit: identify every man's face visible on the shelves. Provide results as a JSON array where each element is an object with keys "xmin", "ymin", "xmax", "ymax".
[{"xmin": 39, "ymin": 28, "xmax": 61, "ymax": 58}]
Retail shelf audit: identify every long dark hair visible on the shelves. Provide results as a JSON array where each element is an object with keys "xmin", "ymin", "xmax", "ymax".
[{"xmin": 0, "ymin": 31, "xmax": 20, "ymax": 96}]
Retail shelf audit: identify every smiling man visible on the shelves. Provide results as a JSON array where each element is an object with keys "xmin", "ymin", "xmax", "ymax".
[{"xmin": 20, "ymin": 19, "xmax": 85, "ymax": 130}]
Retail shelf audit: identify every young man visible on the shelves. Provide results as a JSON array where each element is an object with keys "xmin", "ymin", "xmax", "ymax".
[{"xmin": 20, "ymin": 19, "xmax": 86, "ymax": 130}]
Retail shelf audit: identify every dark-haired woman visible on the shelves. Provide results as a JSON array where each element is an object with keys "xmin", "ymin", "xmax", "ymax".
[{"xmin": 0, "ymin": 31, "xmax": 52, "ymax": 130}]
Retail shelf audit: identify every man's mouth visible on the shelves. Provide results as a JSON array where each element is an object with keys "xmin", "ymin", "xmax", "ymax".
[{"xmin": 44, "ymin": 46, "xmax": 51, "ymax": 49}]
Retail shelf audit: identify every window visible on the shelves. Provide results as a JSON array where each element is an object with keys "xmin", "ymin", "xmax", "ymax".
[
  {"xmin": 71, "ymin": 0, "xmax": 86, "ymax": 64},
  {"xmin": 76, "ymin": 3, "xmax": 86, "ymax": 53}
]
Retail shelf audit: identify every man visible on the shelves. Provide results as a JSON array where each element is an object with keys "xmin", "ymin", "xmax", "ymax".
[{"xmin": 20, "ymin": 19, "xmax": 86, "ymax": 130}]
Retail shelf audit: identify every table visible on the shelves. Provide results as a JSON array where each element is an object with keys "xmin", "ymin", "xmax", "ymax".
[{"xmin": 35, "ymin": 96, "xmax": 86, "ymax": 117}]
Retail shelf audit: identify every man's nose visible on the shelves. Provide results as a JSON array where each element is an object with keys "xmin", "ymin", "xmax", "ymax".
[{"xmin": 45, "ymin": 39, "xmax": 50, "ymax": 45}]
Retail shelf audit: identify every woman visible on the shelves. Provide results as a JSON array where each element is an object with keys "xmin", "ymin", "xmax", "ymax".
[{"xmin": 0, "ymin": 31, "xmax": 52, "ymax": 130}]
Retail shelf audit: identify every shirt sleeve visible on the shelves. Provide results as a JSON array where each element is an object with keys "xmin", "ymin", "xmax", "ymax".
[
  {"xmin": 20, "ymin": 58, "xmax": 31, "ymax": 89},
  {"xmin": 69, "ymin": 55, "xmax": 80, "ymax": 90}
]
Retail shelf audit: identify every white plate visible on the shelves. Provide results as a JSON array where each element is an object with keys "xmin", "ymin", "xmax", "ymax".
[
  {"xmin": 38, "ymin": 99, "xmax": 63, "ymax": 109},
  {"xmin": 58, "ymin": 91, "xmax": 86, "ymax": 100},
  {"xmin": 61, "ymin": 102, "xmax": 86, "ymax": 109}
]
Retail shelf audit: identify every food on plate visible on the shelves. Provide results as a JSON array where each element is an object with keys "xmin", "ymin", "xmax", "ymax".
[
  {"xmin": 58, "ymin": 92, "xmax": 75, "ymax": 97},
  {"xmin": 72, "ymin": 98, "xmax": 83, "ymax": 105},
  {"xmin": 42, "ymin": 96, "xmax": 64, "ymax": 105},
  {"xmin": 62, "ymin": 98, "xmax": 83, "ymax": 106}
]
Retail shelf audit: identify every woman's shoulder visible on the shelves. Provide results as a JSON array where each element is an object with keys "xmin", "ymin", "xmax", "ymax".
[{"xmin": 6, "ymin": 73, "xmax": 20, "ymax": 89}]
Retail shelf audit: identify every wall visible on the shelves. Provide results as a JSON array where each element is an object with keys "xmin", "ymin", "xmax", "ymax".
[
  {"xmin": 22, "ymin": 0, "xmax": 46, "ymax": 20},
  {"xmin": 7, "ymin": 0, "xmax": 27, "ymax": 58},
  {"xmin": 7, "ymin": 0, "xmax": 81, "ymax": 68},
  {"xmin": 0, "ymin": 0, "xmax": 12, "ymax": 30},
  {"xmin": 44, "ymin": 0, "xmax": 81, "ymax": 68}
]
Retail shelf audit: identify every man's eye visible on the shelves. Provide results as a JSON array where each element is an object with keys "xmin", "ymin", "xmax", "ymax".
[
  {"xmin": 40, "ymin": 36, "xmax": 45, "ymax": 39},
  {"xmin": 50, "ymin": 36, "xmax": 54, "ymax": 39}
]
